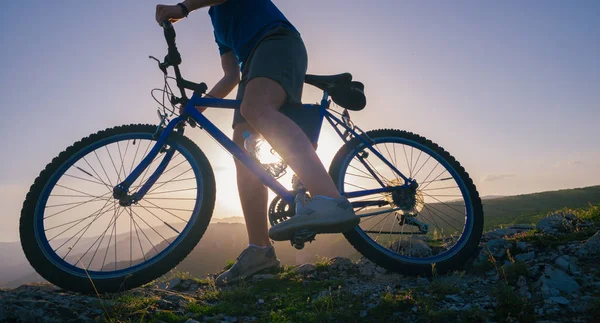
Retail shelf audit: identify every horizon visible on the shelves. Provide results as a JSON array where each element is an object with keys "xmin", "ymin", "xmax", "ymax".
[{"xmin": 1, "ymin": 0, "xmax": 599, "ymax": 242}]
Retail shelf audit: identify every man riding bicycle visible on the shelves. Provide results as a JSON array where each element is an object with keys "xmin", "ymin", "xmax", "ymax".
[{"xmin": 155, "ymin": 0, "xmax": 359, "ymax": 285}]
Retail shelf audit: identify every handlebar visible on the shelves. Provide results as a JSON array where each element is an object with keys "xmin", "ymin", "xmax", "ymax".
[
  {"xmin": 162, "ymin": 20, "xmax": 181, "ymax": 66},
  {"xmin": 156, "ymin": 20, "xmax": 208, "ymax": 98}
]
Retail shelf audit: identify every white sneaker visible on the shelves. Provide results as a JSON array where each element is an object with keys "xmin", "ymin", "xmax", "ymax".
[
  {"xmin": 215, "ymin": 245, "xmax": 280, "ymax": 286},
  {"xmin": 268, "ymin": 196, "xmax": 360, "ymax": 241}
]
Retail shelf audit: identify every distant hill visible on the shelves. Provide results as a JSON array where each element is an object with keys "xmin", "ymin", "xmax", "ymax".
[{"xmin": 482, "ymin": 185, "xmax": 600, "ymax": 229}]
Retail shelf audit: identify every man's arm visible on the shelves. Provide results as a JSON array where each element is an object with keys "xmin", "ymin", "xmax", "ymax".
[
  {"xmin": 182, "ymin": 0, "xmax": 228, "ymax": 12},
  {"xmin": 192, "ymin": 51, "xmax": 240, "ymax": 113},
  {"xmin": 156, "ymin": 0, "xmax": 229, "ymax": 24}
]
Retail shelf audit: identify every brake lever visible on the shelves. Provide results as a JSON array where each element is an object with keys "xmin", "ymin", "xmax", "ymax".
[{"xmin": 149, "ymin": 56, "xmax": 168, "ymax": 75}]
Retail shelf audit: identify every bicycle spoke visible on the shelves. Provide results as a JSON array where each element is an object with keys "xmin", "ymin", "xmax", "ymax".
[
  {"xmin": 383, "ymin": 143, "xmax": 399, "ymax": 181},
  {"xmin": 145, "ymin": 167, "xmax": 193, "ymax": 195},
  {"xmin": 131, "ymin": 207, "xmax": 147, "ymax": 263},
  {"xmin": 136, "ymin": 200, "xmax": 190, "ymax": 224},
  {"xmin": 421, "ymin": 185, "xmax": 459, "ymax": 192},
  {"xmin": 82, "ymin": 157, "xmax": 113, "ymax": 191},
  {"xmin": 134, "ymin": 140, "xmax": 154, "ymax": 187},
  {"xmin": 419, "ymin": 169, "xmax": 450, "ymax": 191},
  {"xmin": 101, "ymin": 208, "xmax": 118, "ymax": 271},
  {"xmin": 143, "ymin": 197, "xmax": 196, "ymax": 201},
  {"xmin": 129, "ymin": 138, "xmax": 143, "ymax": 176},
  {"xmin": 412, "ymin": 155, "xmax": 431, "ymax": 179},
  {"xmin": 46, "ymin": 190, "xmax": 112, "ymax": 219},
  {"xmin": 105, "ymin": 145, "xmax": 122, "ymax": 185},
  {"xmin": 422, "ymin": 203, "xmax": 463, "ymax": 232},
  {"xmin": 344, "ymin": 181, "xmax": 371, "ymax": 191},
  {"xmin": 46, "ymin": 194, "xmax": 112, "ymax": 209},
  {"xmin": 116, "ymin": 140, "xmax": 131, "ymax": 183},
  {"xmin": 418, "ymin": 163, "xmax": 440, "ymax": 189},
  {"xmin": 421, "ymin": 192, "xmax": 467, "ymax": 217},
  {"xmin": 47, "ymin": 199, "xmax": 115, "ymax": 242},
  {"xmin": 411, "ymin": 150, "xmax": 423, "ymax": 179},
  {"xmin": 75, "ymin": 207, "xmax": 127, "ymax": 269},
  {"xmin": 93, "ymin": 150, "xmax": 114, "ymax": 187},
  {"xmin": 63, "ymin": 173, "xmax": 108, "ymax": 187},
  {"xmin": 85, "ymin": 207, "xmax": 120, "ymax": 271},
  {"xmin": 129, "ymin": 208, "xmax": 168, "ymax": 254},
  {"xmin": 409, "ymin": 147, "xmax": 414, "ymax": 178},
  {"xmin": 346, "ymin": 172, "xmax": 380, "ymax": 181},
  {"xmin": 57, "ymin": 200, "xmax": 117, "ymax": 258},
  {"xmin": 145, "ymin": 187, "xmax": 197, "ymax": 196},
  {"xmin": 402, "ymin": 145, "xmax": 411, "ymax": 178}
]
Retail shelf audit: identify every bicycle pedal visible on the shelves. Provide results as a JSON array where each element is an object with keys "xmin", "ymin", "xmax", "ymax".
[{"xmin": 290, "ymin": 229, "xmax": 316, "ymax": 250}]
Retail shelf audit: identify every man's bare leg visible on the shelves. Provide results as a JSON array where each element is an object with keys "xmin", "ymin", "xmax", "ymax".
[
  {"xmin": 240, "ymin": 77, "xmax": 341, "ymax": 199},
  {"xmin": 233, "ymin": 122, "xmax": 271, "ymax": 247}
]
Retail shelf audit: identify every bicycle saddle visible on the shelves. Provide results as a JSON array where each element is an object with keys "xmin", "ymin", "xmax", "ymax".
[{"xmin": 304, "ymin": 73, "xmax": 353, "ymax": 90}]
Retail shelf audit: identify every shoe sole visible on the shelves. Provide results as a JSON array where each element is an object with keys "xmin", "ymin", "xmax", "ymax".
[
  {"xmin": 215, "ymin": 260, "xmax": 280, "ymax": 286},
  {"xmin": 269, "ymin": 215, "xmax": 360, "ymax": 241}
]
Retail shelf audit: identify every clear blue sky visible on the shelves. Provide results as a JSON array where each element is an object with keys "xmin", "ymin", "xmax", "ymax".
[{"xmin": 1, "ymin": 0, "xmax": 599, "ymax": 241}]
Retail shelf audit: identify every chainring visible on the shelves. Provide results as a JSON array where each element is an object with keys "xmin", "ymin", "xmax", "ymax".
[{"xmin": 268, "ymin": 195, "xmax": 296, "ymax": 226}]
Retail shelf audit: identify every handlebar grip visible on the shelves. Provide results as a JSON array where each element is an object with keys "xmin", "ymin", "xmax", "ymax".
[
  {"xmin": 162, "ymin": 20, "xmax": 182, "ymax": 65},
  {"xmin": 162, "ymin": 20, "xmax": 176, "ymax": 48}
]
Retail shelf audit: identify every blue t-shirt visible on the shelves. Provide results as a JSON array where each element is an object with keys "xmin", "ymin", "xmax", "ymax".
[{"xmin": 208, "ymin": 0, "xmax": 297, "ymax": 69}]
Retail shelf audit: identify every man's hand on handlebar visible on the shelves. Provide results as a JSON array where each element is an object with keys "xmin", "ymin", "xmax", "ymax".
[{"xmin": 156, "ymin": 4, "xmax": 186, "ymax": 25}]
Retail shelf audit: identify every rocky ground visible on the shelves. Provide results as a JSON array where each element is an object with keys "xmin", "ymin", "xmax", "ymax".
[{"xmin": 1, "ymin": 208, "xmax": 599, "ymax": 323}]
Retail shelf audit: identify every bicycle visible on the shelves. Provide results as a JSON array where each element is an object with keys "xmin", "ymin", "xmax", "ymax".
[{"xmin": 19, "ymin": 22, "xmax": 483, "ymax": 293}]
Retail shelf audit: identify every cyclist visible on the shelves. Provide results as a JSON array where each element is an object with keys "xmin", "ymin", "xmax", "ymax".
[{"xmin": 155, "ymin": 0, "xmax": 359, "ymax": 285}]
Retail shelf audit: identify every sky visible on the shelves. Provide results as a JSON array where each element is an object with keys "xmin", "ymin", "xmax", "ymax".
[{"xmin": 1, "ymin": 0, "xmax": 599, "ymax": 242}]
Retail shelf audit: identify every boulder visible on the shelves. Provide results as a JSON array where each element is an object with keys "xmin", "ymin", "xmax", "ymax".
[{"xmin": 576, "ymin": 231, "xmax": 600, "ymax": 259}]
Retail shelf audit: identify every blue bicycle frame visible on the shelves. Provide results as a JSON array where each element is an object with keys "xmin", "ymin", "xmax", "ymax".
[{"xmin": 115, "ymin": 89, "xmax": 412, "ymax": 208}]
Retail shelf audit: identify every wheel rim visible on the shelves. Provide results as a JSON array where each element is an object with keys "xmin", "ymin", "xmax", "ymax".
[
  {"xmin": 338, "ymin": 135, "xmax": 474, "ymax": 264},
  {"xmin": 34, "ymin": 132, "xmax": 204, "ymax": 279}
]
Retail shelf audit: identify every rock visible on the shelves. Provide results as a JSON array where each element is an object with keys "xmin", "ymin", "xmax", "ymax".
[
  {"xmin": 258, "ymin": 299, "xmax": 264, "ymax": 304},
  {"xmin": 536, "ymin": 212, "xmax": 591, "ymax": 235},
  {"xmin": 357, "ymin": 258, "xmax": 386, "ymax": 277},
  {"xmin": 486, "ymin": 228, "xmax": 519, "ymax": 240},
  {"xmin": 509, "ymin": 224, "xmax": 535, "ymax": 230},
  {"xmin": 445, "ymin": 294, "xmax": 464, "ymax": 302},
  {"xmin": 540, "ymin": 266, "xmax": 581, "ymax": 295},
  {"xmin": 516, "ymin": 241, "xmax": 532, "ymax": 252},
  {"xmin": 329, "ymin": 257, "xmax": 353, "ymax": 270},
  {"xmin": 360, "ymin": 310, "xmax": 368, "ymax": 318},
  {"xmin": 483, "ymin": 238, "xmax": 510, "ymax": 258},
  {"xmin": 252, "ymin": 274, "xmax": 274, "ymax": 281},
  {"xmin": 157, "ymin": 299, "xmax": 174, "ymax": 310},
  {"xmin": 576, "ymin": 231, "xmax": 600, "ymax": 259},
  {"xmin": 185, "ymin": 319, "xmax": 200, "ymax": 323},
  {"xmin": 515, "ymin": 251, "xmax": 535, "ymax": 262},
  {"xmin": 548, "ymin": 296, "xmax": 570, "ymax": 305},
  {"xmin": 516, "ymin": 276, "xmax": 531, "ymax": 298},
  {"xmin": 554, "ymin": 255, "xmax": 580, "ymax": 275},
  {"xmin": 389, "ymin": 239, "xmax": 432, "ymax": 257},
  {"xmin": 294, "ymin": 263, "xmax": 316, "ymax": 274},
  {"xmin": 167, "ymin": 278, "xmax": 182, "ymax": 290}
]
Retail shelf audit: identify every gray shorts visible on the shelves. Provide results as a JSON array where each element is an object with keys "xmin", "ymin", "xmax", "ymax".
[{"xmin": 233, "ymin": 25, "xmax": 308, "ymax": 128}]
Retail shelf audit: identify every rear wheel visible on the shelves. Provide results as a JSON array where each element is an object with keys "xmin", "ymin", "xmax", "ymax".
[
  {"xmin": 20, "ymin": 124, "xmax": 216, "ymax": 293},
  {"xmin": 329, "ymin": 129, "xmax": 483, "ymax": 275}
]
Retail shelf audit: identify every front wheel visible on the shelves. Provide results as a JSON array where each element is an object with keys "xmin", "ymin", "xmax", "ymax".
[
  {"xmin": 329, "ymin": 129, "xmax": 483, "ymax": 275},
  {"xmin": 20, "ymin": 124, "xmax": 216, "ymax": 293}
]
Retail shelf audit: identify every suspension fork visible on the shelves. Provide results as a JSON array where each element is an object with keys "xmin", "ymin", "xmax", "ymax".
[{"xmin": 113, "ymin": 117, "xmax": 184, "ymax": 204}]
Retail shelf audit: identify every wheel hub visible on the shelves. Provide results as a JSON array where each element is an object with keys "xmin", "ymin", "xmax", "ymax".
[{"xmin": 386, "ymin": 179, "xmax": 424, "ymax": 214}]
